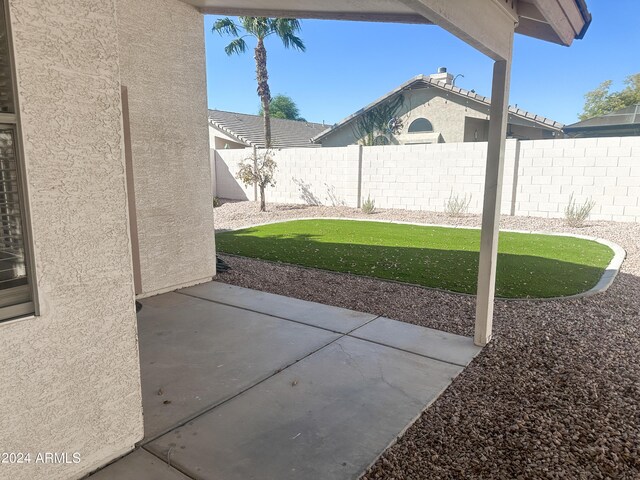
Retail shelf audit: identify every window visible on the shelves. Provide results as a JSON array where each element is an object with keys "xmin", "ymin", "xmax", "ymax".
[
  {"xmin": 373, "ymin": 135, "xmax": 390, "ymax": 146},
  {"xmin": 408, "ymin": 118, "xmax": 433, "ymax": 133},
  {"xmin": 0, "ymin": 1, "xmax": 34, "ymax": 321}
]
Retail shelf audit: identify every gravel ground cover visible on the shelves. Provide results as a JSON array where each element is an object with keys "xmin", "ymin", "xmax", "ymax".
[{"xmin": 214, "ymin": 200, "xmax": 640, "ymax": 479}]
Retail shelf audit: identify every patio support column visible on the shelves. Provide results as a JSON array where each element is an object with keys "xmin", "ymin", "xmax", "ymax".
[{"xmin": 474, "ymin": 32, "xmax": 513, "ymax": 347}]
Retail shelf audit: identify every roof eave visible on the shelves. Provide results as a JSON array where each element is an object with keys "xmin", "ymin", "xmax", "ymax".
[{"xmin": 209, "ymin": 120, "xmax": 253, "ymax": 147}]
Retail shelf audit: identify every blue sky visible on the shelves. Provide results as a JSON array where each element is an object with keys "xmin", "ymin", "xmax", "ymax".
[{"xmin": 204, "ymin": 1, "xmax": 640, "ymax": 125}]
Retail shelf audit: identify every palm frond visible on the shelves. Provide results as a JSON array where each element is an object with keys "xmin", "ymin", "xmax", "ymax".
[
  {"xmin": 281, "ymin": 33, "xmax": 306, "ymax": 52},
  {"xmin": 212, "ymin": 17, "xmax": 239, "ymax": 37},
  {"xmin": 224, "ymin": 38, "xmax": 248, "ymax": 56},
  {"xmin": 240, "ymin": 16, "xmax": 269, "ymax": 38},
  {"xmin": 272, "ymin": 18, "xmax": 302, "ymax": 37}
]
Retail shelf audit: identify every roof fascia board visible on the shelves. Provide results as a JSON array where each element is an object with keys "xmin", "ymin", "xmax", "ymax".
[
  {"xmin": 529, "ymin": 0, "xmax": 580, "ymax": 45},
  {"xmin": 563, "ymin": 123, "xmax": 639, "ymax": 132},
  {"xmin": 396, "ymin": 0, "xmax": 517, "ymax": 61},
  {"xmin": 194, "ymin": 7, "xmax": 431, "ymax": 25},
  {"xmin": 209, "ymin": 120, "xmax": 253, "ymax": 147}
]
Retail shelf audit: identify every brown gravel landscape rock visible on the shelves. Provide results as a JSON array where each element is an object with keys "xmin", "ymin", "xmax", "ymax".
[{"xmin": 214, "ymin": 201, "xmax": 640, "ymax": 479}]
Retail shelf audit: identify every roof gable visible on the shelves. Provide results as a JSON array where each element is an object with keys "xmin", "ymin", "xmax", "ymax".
[{"xmin": 312, "ymin": 75, "xmax": 564, "ymax": 142}]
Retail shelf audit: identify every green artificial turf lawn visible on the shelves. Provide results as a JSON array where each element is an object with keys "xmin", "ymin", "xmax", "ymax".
[{"xmin": 216, "ymin": 219, "xmax": 615, "ymax": 298}]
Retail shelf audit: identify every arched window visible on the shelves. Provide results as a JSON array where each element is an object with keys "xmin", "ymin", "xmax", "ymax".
[
  {"xmin": 408, "ymin": 118, "xmax": 433, "ymax": 133},
  {"xmin": 373, "ymin": 135, "xmax": 390, "ymax": 146}
]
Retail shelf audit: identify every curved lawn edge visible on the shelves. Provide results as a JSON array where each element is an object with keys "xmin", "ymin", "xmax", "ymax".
[{"xmin": 216, "ymin": 217, "xmax": 626, "ymax": 301}]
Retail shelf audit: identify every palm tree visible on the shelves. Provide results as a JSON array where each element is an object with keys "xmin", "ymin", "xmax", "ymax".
[{"xmin": 213, "ymin": 17, "xmax": 305, "ymax": 148}]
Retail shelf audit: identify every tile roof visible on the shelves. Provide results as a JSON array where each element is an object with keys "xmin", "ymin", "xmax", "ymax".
[
  {"xmin": 209, "ymin": 109, "xmax": 327, "ymax": 148},
  {"xmin": 564, "ymin": 104, "xmax": 640, "ymax": 130},
  {"xmin": 312, "ymin": 74, "xmax": 564, "ymax": 142}
]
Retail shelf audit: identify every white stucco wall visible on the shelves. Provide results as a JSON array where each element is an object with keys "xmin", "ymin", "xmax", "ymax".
[
  {"xmin": 117, "ymin": 0, "xmax": 216, "ymax": 296},
  {"xmin": 1, "ymin": 2, "xmax": 143, "ymax": 479}
]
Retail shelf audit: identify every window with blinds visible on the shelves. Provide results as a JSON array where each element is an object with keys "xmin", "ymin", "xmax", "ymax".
[{"xmin": 0, "ymin": 0, "xmax": 34, "ymax": 321}]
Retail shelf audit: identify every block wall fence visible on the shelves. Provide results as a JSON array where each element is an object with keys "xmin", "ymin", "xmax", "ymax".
[{"xmin": 213, "ymin": 136, "xmax": 640, "ymax": 223}]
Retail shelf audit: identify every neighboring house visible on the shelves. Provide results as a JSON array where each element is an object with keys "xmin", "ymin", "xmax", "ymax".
[
  {"xmin": 209, "ymin": 109, "xmax": 327, "ymax": 149},
  {"xmin": 313, "ymin": 68, "xmax": 564, "ymax": 147},
  {"xmin": 563, "ymin": 104, "xmax": 640, "ymax": 138}
]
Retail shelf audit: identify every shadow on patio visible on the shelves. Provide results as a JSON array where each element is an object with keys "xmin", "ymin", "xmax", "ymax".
[{"xmin": 90, "ymin": 281, "xmax": 480, "ymax": 480}]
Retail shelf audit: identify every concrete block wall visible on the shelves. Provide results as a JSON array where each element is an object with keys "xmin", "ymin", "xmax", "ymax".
[
  {"xmin": 360, "ymin": 141, "xmax": 519, "ymax": 215},
  {"xmin": 214, "ymin": 136, "xmax": 640, "ymax": 223},
  {"xmin": 268, "ymin": 145, "xmax": 361, "ymax": 206},
  {"xmin": 514, "ymin": 137, "xmax": 640, "ymax": 222},
  {"xmin": 214, "ymin": 149, "xmax": 254, "ymax": 201},
  {"xmin": 214, "ymin": 146, "xmax": 361, "ymax": 207}
]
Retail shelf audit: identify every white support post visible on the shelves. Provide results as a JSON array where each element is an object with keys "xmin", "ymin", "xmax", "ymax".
[{"xmin": 475, "ymin": 33, "xmax": 513, "ymax": 347}]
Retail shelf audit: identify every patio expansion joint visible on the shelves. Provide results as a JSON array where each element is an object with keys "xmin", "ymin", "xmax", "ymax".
[
  {"xmin": 139, "ymin": 327, "xmax": 358, "ymax": 448},
  {"xmin": 176, "ymin": 289, "xmax": 373, "ymax": 335},
  {"xmin": 138, "ymin": 308, "xmax": 385, "ymax": 451},
  {"xmin": 139, "ymin": 445, "xmax": 198, "ymax": 480},
  {"xmin": 346, "ymin": 333, "xmax": 474, "ymax": 368},
  {"xmin": 177, "ymin": 288, "xmax": 472, "ymax": 368}
]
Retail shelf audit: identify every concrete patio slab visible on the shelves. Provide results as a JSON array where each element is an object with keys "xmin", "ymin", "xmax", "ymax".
[
  {"xmin": 138, "ymin": 292, "xmax": 340, "ymax": 439},
  {"xmin": 351, "ymin": 316, "xmax": 482, "ymax": 367},
  {"xmin": 146, "ymin": 335, "xmax": 462, "ymax": 480},
  {"xmin": 180, "ymin": 281, "xmax": 376, "ymax": 333},
  {"xmin": 88, "ymin": 449, "xmax": 189, "ymax": 480},
  {"xmin": 91, "ymin": 283, "xmax": 480, "ymax": 480}
]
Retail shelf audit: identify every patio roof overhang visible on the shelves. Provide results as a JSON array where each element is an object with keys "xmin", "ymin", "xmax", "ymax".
[
  {"xmin": 180, "ymin": 0, "xmax": 591, "ymax": 346},
  {"xmin": 180, "ymin": 0, "xmax": 591, "ymax": 61}
]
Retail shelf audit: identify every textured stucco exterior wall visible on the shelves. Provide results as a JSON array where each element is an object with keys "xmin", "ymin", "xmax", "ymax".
[
  {"xmin": 0, "ymin": 2, "xmax": 143, "ymax": 479},
  {"xmin": 117, "ymin": 0, "xmax": 215, "ymax": 296},
  {"xmin": 320, "ymin": 89, "xmax": 489, "ymax": 147},
  {"xmin": 319, "ymin": 88, "xmax": 558, "ymax": 147}
]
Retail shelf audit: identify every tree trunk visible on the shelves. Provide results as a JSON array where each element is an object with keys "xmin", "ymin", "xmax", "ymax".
[
  {"xmin": 255, "ymin": 38, "xmax": 271, "ymax": 148},
  {"xmin": 259, "ymin": 185, "xmax": 266, "ymax": 212}
]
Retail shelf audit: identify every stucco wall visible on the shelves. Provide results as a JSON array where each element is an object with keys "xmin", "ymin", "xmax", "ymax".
[
  {"xmin": 1, "ymin": 2, "xmax": 143, "ymax": 479},
  {"xmin": 319, "ymin": 87, "xmax": 559, "ymax": 146},
  {"xmin": 117, "ymin": 0, "xmax": 215, "ymax": 296}
]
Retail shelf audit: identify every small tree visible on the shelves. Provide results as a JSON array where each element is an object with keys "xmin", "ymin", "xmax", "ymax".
[
  {"xmin": 259, "ymin": 94, "xmax": 306, "ymax": 121},
  {"xmin": 237, "ymin": 149, "xmax": 277, "ymax": 212},
  {"xmin": 579, "ymin": 73, "xmax": 640, "ymax": 120}
]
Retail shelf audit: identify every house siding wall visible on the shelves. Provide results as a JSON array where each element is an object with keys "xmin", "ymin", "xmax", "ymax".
[
  {"xmin": 1, "ymin": 1, "xmax": 143, "ymax": 479},
  {"xmin": 117, "ymin": 0, "xmax": 215, "ymax": 296}
]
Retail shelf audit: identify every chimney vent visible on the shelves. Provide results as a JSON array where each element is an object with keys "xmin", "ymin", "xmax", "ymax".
[{"xmin": 430, "ymin": 67, "xmax": 454, "ymax": 86}]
